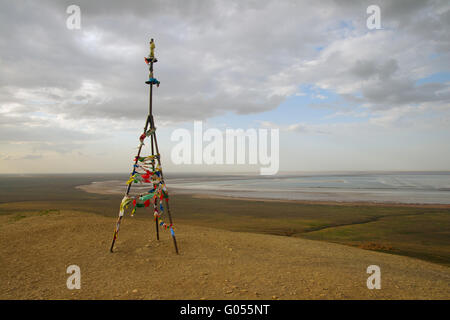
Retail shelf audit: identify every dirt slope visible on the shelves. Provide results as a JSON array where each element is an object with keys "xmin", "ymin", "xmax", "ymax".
[{"xmin": 0, "ymin": 210, "xmax": 448, "ymax": 299}]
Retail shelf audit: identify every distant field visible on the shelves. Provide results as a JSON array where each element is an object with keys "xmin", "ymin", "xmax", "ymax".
[{"xmin": 0, "ymin": 174, "xmax": 449, "ymax": 266}]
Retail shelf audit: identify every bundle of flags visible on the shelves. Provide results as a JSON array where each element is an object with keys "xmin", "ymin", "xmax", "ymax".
[{"xmin": 118, "ymin": 128, "xmax": 173, "ymax": 233}]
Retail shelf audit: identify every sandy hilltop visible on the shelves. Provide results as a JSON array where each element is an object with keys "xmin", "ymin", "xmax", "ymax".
[{"xmin": 1, "ymin": 209, "xmax": 449, "ymax": 299}]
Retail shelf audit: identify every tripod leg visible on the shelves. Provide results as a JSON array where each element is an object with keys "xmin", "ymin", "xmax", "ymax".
[
  {"xmin": 114, "ymin": 117, "xmax": 150, "ymax": 252},
  {"xmin": 149, "ymin": 121, "xmax": 160, "ymax": 241},
  {"xmin": 165, "ymin": 199, "xmax": 179, "ymax": 254},
  {"xmin": 110, "ymin": 216, "xmax": 123, "ymax": 253},
  {"xmin": 171, "ymin": 229, "xmax": 179, "ymax": 254},
  {"xmin": 150, "ymin": 115, "xmax": 178, "ymax": 254},
  {"xmin": 154, "ymin": 207, "xmax": 160, "ymax": 241}
]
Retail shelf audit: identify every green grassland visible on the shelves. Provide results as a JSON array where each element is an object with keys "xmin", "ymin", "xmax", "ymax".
[{"xmin": 1, "ymin": 174, "xmax": 449, "ymax": 266}]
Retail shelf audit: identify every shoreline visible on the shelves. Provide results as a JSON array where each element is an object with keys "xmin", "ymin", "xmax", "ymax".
[{"xmin": 76, "ymin": 181, "xmax": 450, "ymax": 209}]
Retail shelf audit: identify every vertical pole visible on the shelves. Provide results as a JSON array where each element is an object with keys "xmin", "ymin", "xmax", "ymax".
[
  {"xmin": 149, "ymin": 59, "xmax": 160, "ymax": 241},
  {"xmin": 110, "ymin": 38, "xmax": 178, "ymax": 254}
]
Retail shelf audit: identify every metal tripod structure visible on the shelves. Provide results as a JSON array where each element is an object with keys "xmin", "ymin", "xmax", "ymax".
[{"xmin": 110, "ymin": 39, "xmax": 179, "ymax": 254}]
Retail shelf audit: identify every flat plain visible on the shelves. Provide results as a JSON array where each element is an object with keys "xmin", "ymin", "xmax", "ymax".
[{"xmin": 0, "ymin": 174, "xmax": 448, "ymax": 299}]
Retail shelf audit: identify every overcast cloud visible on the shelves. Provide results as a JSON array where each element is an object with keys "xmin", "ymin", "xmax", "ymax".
[{"xmin": 0, "ymin": 0, "xmax": 449, "ymax": 173}]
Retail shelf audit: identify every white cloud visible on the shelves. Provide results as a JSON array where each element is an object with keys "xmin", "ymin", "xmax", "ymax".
[{"xmin": 0, "ymin": 0, "xmax": 449, "ymax": 172}]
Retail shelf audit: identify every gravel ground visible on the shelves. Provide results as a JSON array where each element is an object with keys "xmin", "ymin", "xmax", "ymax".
[{"xmin": 0, "ymin": 210, "xmax": 448, "ymax": 299}]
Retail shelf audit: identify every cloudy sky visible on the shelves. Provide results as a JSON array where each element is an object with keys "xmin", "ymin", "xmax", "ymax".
[{"xmin": 0, "ymin": 0, "xmax": 449, "ymax": 174}]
